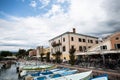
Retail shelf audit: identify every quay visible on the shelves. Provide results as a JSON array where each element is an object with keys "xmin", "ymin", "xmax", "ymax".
[{"xmin": 56, "ymin": 63, "xmax": 120, "ymax": 80}]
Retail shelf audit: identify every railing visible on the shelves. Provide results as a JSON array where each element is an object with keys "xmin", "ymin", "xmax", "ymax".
[{"xmin": 51, "ymin": 42, "xmax": 61, "ymax": 47}]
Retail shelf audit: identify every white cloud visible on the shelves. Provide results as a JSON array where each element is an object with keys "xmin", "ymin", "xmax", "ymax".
[
  {"xmin": 39, "ymin": 0, "xmax": 50, "ymax": 9},
  {"xmin": 0, "ymin": 0, "xmax": 119, "ymax": 51},
  {"xmin": 57, "ymin": 0, "xmax": 68, "ymax": 3},
  {"xmin": 29, "ymin": 0, "xmax": 37, "ymax": 8}
]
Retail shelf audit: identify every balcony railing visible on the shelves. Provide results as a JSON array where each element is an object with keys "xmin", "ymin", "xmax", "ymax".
[{"xmin": 51, "ymin": 42, "xmax": 61, "ymax": 47}]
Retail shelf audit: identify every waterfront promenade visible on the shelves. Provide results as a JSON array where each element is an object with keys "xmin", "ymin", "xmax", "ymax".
[{"xmin": 56, "ymin": 63, "xmax": 120, "ymax": 80}]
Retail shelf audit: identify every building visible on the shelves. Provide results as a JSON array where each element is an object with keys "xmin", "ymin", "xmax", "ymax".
[
  {"xmin": 29, "ymin": 49, "xmax": 37, "ymax": 57},
  {"xmin": 49, "ymin": 28, "xmax": 99, "ymax": 60},
  {"xmin": 36, "ymin": 46, "xmax": 50, "ymax": 58},
  {"xmin": 81, "ymin": 32, "xmax": 120, "ymax": 55},
  {"xmin": 36, "ymin": 46, "xmax": 43, "ymax": 57},
  {"xmin": 75, "ymin": 32, "xmax": 120, "ymax": 69},
  {"xmin": 76, "ymin": 32, "xmax": 120, "ymax": 63}
]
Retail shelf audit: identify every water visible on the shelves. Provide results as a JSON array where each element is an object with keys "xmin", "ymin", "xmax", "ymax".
[{"xmin": 0, "ymin": 64, "xmax": 22, "ymax": 80}]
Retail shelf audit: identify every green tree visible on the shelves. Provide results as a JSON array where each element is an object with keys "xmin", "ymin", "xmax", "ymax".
[
  {"xmin": 0, "ymin": 51, "xmax": 12, "ymax": 57},
  {"xmin": 46, "ymin": 52, "xmax": 50, "ymax": 62},
  {"xmin": 16, "ymin": 49, "xmax": 26, "ymax": 58},
  {"xmin": 26, "ymin": 49, "xmax": 34, "ymax": 56},
  {"xmin": 55, "ymin": 51, "xmax": 62, "ymax": 63},
  {"xmin": 69, "ymin": 47, "xmax": 76, "ymax": 65},
  {"xmin": 40, "ymin": 53, "xmax": 44, "ymax": 62}
]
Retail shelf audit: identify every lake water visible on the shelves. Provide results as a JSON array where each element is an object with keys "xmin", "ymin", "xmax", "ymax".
[{"xmin": 0, "ymin": 64, "xmax": 22, "ymax": 80}]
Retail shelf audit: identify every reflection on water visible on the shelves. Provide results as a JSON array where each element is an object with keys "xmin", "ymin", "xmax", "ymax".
[{"xmin": 0, "ymin": 64, "xmax": 22, "ymax": 80}]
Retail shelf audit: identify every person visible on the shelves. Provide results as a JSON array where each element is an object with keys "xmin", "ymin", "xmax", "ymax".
[
  {"xmin": 16, "ymin": 67, "xmax": 19, "ymax": 73},
  {"xmin": 63, "ymin": 57, "xmax": 67, "ymax": 63}
]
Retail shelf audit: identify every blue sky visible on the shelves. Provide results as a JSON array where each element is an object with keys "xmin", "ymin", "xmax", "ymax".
[
  {"xmin": 0, "ymin": 0, "xmax": 120, "ymax": 51},
  {"xmin": 0, "ymin": 0, "xmax": 69, "ymax": 18}
]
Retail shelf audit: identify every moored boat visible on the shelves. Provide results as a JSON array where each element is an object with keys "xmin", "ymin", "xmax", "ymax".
[
  {"xmin": 49, "ymin": 70, "xmax": 92, "ymax": 80},
  {"xmin": 90, "ymin": 74, "xmax": 108, "ymax": 80}
]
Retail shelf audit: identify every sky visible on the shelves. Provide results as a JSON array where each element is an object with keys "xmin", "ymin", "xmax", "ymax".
[{"xmin": 0, "ymin": 0, "xmax": 120, "ymax": 51}]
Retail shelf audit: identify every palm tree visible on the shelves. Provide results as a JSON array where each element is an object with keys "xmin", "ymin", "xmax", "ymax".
[{"xmin": 69, "ymin": 47, "xmax": 76, "ymax": 65}]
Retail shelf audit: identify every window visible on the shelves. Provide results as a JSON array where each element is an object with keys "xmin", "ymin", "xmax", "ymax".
[
  {"xmin": 79, "ymin": 46, "xmax": 83, "ymax": 52},
  {"xmin": 88, "ymin": 40, "xmax": 90, "ymax": 43},
  {"xmin": 90, "ymin": 40, "xmax": 93, "ymax": 43},
  {"xmin": 115, "ymin": 44, "xmax": 120, "ymax": 49},
  {"xmin": 71, "ymin": 37, "xmax": 74, "ymax": 41},
  {"xmin": 88, "ymin": 46, "xmax": 91, "ymax": 48},
  {"xmin": 59, "ymin": 40, "xmax": 60, "ymax": 43},
  {"xmin": 71, "ymin": 45, "xmax": 74, "ymax": 49},
  {"xmin": 96, "ymin": 40, "xmax": 98, "ymax": 44},
  {"xmin": 63, "ymin": 46, "xmax": 66, "ymax": 51},
  {"xmin": 63, "ymin": 38, "xmax": 65, "ymax": 42},
  {"xmin": 116, "ymin": 37, "xmax": 119, "ymax": 40},
  {"xmin": 83, "ymin": 46, "xmax": 87, "ymax": 52},
  {"xmin": 78, "ymin": 38, "xmax": 82, "ymax": 42},
  {"xmin": 83, "ymin": 39, "xmax": 86, "ymax": 42},
  {"xmin": 100, "ymin": 45, "xmax": 107, "ymax": 50},
  {"xmin": 103, "ymin": 46, "xmax": 107, "ymax": 49}
]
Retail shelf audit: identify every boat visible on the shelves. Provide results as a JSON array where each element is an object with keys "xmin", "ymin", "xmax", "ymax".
[
  {"xmin": 60, "ymin": 70, "xmax": 77, "ymax": 76},
  {"xmin": 49, "ymin": 70, "xmax": 92, "ymax": 80},
  {"xmin": 33, "ymin": 69, "xmax": 78, "ymax": 80},
  {"xmin": 90, "ymin": 74, "xmax": 108, "ymax": 80},
  {"xmin": 21, "ymin": 64, "xmax": 56, "ymax": 71},
  {"xmin": 50, "ymin": 70, "xmax": 77, "ymax": 78},
  {"xmin": 20, "ymin": 70, "xmax": 27, "ymax": 77}
]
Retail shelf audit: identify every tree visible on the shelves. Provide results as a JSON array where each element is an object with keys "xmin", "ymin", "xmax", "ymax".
[
  {"xmin": 0, "ymin": 51, "xmax": 12, "ymax": 57},
  {"xmin": 55, "ymin": 51, "xmax": 62, "ymax": 63},
  {"xmin": 69, "ymin": 47, "xmax": 76, "ymax": 65},
  {"xmin": 17, "ymin": 49, "xmax": 26, "ymax": 58},
  {"xmin": 26, "ymin": 49, "xmax": 34, "ymax": 56},
  {"xmin": 40, "ymin": 53, "xmax": 44, "ymax": 62},
  {"xmin": 46, "ymin": 52, "xmax": 50, "ymax": 62}
]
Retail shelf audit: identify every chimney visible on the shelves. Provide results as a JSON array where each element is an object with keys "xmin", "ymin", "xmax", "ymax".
[{"xmin": 73, "ymin": 28, "xmax": 76, "ymax": 33}]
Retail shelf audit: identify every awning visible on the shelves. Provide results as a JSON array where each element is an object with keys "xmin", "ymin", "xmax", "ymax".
[
  {"xmin": 75, "ymin": 51, "xmax": 100, "ymax": 56},
  {"xmin": 75, "ymin": 50, "xmax": 120, "ymax": 56}
]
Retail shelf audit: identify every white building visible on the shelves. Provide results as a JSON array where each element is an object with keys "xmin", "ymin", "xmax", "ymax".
[{"xmin": 49, "ymin": 28, "xmax": 99, "ymax": 60}]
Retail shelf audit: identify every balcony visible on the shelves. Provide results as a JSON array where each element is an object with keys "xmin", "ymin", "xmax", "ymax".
[{"xmin": 51, "ymin": 42, "xmax": 61, "ymax": 47}]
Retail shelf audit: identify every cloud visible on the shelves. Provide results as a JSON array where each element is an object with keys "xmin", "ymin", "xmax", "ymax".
[
  {"xmin": 39, "ymin": 0, "xmax": 50, "ymax": 9},
  {"xmin": 29, "ymin": 0, "xmax": 37, "ymax": 8},
  {"xmin": 0, "ymin": 0, "xmax": 120, "ymax": 51},
  {"xmin": 103, "ymin": 0, "xmax": 120, "ymax": 21},
  {"xmin": 57, "ymin": 0, "xmax": 68, "ymax": 3}
]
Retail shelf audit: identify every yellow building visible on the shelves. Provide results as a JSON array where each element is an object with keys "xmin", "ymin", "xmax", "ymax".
[
  {"xmin": 49, "ymin": 28, "xmax": 99, "ymax": 60},
  {"xmin": 36, "ymin": 46, "xmax": 50, "ymax": 58}
]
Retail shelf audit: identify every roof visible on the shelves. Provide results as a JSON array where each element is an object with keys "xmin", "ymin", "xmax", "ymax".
[
  {"xmin": 49, "ymin": 32, "xmax": 98, "ymax": 41},
  {"xmin": 103, "ymin": 32, "xmax": 120, "ymax": 40}
]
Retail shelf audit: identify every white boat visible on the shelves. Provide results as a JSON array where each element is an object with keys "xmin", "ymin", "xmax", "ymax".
[
  {"xmin": 49, "ymin": 70, "xmax": 92, "ymax": 80},
  {"xmin": 20, "ymin": 70, "xmax": 27, "ymax": 77},
  {"xmin": 33, "ymin": 70, "xmax": 91, "ymax": 80},
  {"xmin": 90, "ymin": 74, "xmax": 108, "ymax": 80}
]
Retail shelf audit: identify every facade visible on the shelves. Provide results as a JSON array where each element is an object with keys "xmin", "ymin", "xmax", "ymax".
[
  {"xmin": 49, "ymin": 28, "xmax": 99, "ymax": 60},
  {"xmin": 36, "ymin": 46, "xmax": 43, "ymax": 57},
  {"xmin": 36, "ymin": 46, "xmax": 50, "ymax": 58},
  {"xmin": 29, "ymin": 49, "xmax": 37, "ymax": 57},
  {"xmin": 77, "ymin": 32, "xmax": 120, "ymax": 55}
]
